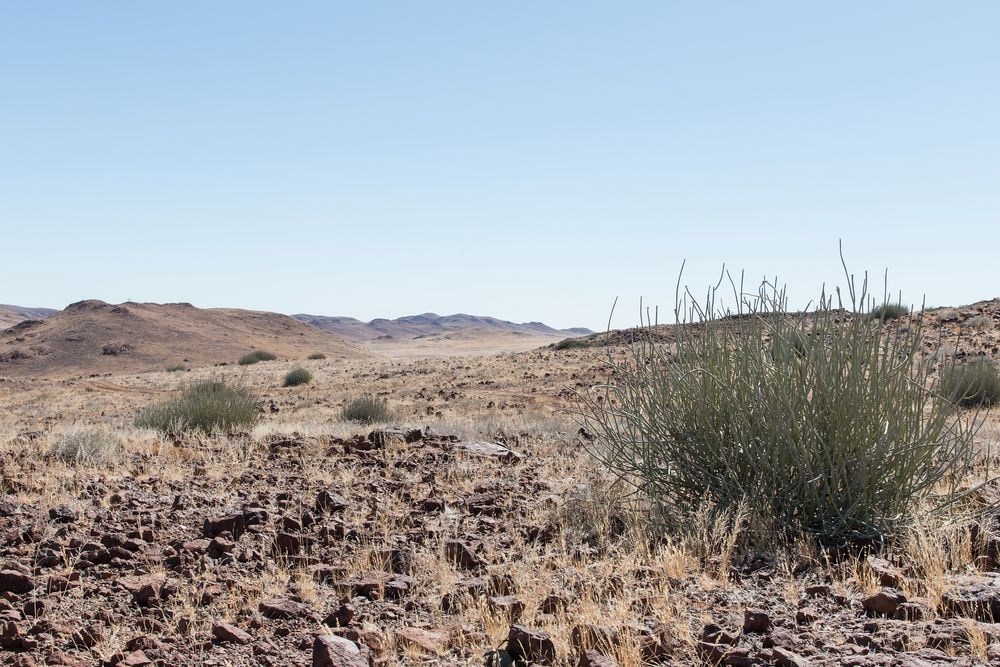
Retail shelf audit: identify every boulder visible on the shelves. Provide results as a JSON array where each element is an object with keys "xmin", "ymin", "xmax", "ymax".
[
  {"xmin": 506, "ymin": 624, "xmax": 556, "ymax": 665},
  {"xmin": 312, "ymin": 634, "xmax": 370, "ymax": 667}
]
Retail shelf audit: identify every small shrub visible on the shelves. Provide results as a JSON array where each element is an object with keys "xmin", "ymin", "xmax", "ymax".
[
  {"xmin": 283, "ymin": 367, "xmax": 313, "ymax": 387},
  {"xmin": 48, "ymin": 427, "xmax": 124, "ymax": 465},
  {"xmin": 166, "ymin": 364, "xmax": 187, "ymax": 372},
  {"xmin": 552, "ymin": 337, "xmax": 590, "ymax": 351},
  {"xmin": 868, "ymin": 303, "xmax": 909, "ymax": 321},
  {"xmin": 940, "ymin": 359, "xmax": 1000, "ymax": 408},
  {"xmin": 136, "ymin": 380, "xmax": 259, "ymax": 433},
  {"xmin": 307, "ymin": 352, "xmax": 327, "ymax": 360},
  {"xmin": 340, "ymin": 395, "xmax": 390, "ymax": 424},
  {"xmin": 238, "ymin": 350, "xmax": 276, "ymax": 365}
]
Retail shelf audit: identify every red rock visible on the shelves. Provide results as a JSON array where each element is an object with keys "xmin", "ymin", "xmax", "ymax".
[
  {"xmin": 506, "ymin": 624, "xmax": 556, "ymax": 665},
  {"xmin": 118, "ymin": 574, "xmax": 172, "ymax": 606},
  {"xmin": 395, "ymin": 626, "xmax": 447, "ymax": 655},
  {"xmin": 259, "ymin": 597, "xmax": 308, "ymax": 619},
  {"xmin": 0, "ymin": 570, "xmax": 33, "ymax": 594},
  {"xmin": 213, "ymin": 621, "xmax": 252, "ymax": 645},
  {"xmin": 488, "ymin": 595, "xmax": 525, "ymax": 621},
  {"xmin": 312, "ymin": 634, "xmax": 370, "ymax": 667},
  {"xmin": 538, "ymin": 593, "xmax": 567, "ymax": 615},
  {"xmin": 939, "ymin": 574, "xmax": 1000, "ymax": 621},
  {"xmin": 772, "ymin": 647, "xmax": 813, "ymax": 667},
  {"xmin": 322, "ymin": 603, "xmax": 355, "ymax": 628},
  {"xmin": 862, "ymin": 588, "xmax": 906, "ymax": 617},
  {"xmin": 743, "ymin": 608, "xmax": 772, "ymax": 633},
  {"xmin": 578, "ymin": 650, "xmax": 618, "ymax": 667},
  {"xmin": 444, "ymin": 540, "xmax": 484, "ymax": 570},
  {"xmin": 866, "ymin": 556, "xmax": 903, "ymax": 587},
  {"xmin": 202, "ymin": 513, "xmax": 246, "ymax": 539},
  {"xmin": 315, "ymin": 489, "xmax": 348, "ymax": 513},
  {"xmin": 118, "ymin": 651, "xmax": 153, "ymax": 666}
]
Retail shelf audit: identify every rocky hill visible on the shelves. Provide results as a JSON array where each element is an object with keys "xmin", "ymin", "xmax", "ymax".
[{"xmin": 0, "ymin": 300, "xmax": 368, "ymax": 377}]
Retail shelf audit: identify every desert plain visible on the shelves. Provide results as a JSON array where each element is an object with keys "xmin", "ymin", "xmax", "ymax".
[{"xmin": 1, "ymin": 299, "xmax": 999, "ymax": 667}]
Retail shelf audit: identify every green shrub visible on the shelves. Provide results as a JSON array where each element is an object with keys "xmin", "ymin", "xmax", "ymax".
[
  {"xmin": 166, "ymin": 364, "xmax": 188, "ymax": 372},
  {"xmin": 940, "ymin": 359, "xmax": 1000, "ymax": 408},
  {"xmin": 552, "ymin": 337, "xmax": 590, "ymax": 351},
  {"xmin": 238, "ymin": 350, "xmax": 277, "ymax": 365},
  {"xmin": 283, "ymin": 367, "xmax": 313, "ymax": 387},
  {"xmin": 868, "ymin": 303, "xmax": 909, "ymax": 321},
  {"xmin": 307, "ymin": 352, "xmax": 327, "ymax": 360},
  {"xmin": 576, "ymin": 270, "xmax": 980, "ymax": 544},
  {"xmin": 340, "ymin": 395, "xmax": 390, "ymax": 424},
  {"xmin": 135, "ymin": 380, "xmax": 259, "ymax": 433}
]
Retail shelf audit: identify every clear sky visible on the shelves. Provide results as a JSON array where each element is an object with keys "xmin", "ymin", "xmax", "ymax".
[{"xmin": 2, "ymin": 2, "xmax": 998, "ymax": 330}]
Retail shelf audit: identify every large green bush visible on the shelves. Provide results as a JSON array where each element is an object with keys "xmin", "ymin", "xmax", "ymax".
[
  {"xmin": 136, "ymin": 380, "xmax": 259, "ymax": 433},
  {"xmin": 577, "ymin": 268, "xmax": 980, "ymax": 544}
]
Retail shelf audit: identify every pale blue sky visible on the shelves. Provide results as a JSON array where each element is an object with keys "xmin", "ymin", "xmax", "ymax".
[{"xmin": 2, "ymin": 2, "xmax": 998, "ymax": 330}]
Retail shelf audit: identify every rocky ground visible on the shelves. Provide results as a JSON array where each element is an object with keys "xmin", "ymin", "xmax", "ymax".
[
  {"xmin": 3, "ymin": 422, "xmax": 1000, "ymax": 666},
  {"xmin": 2, "ymin": 301, "xmax": 1000, "ymax": 666}
]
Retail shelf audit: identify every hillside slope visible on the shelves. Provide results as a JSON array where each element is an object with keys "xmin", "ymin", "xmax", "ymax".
[
  {"xmin": 0, "ymin": 300, "xmax": 368, "ymax": 377},
  {"xmin": 0, "ymin": 304, "xmax": 57, "ymax": 329}
]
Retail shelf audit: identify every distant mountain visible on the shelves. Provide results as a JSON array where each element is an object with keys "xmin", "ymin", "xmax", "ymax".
[
  {"xmin": 293, "ymin": 312, "xmax": 592, "ymax": 343},
  {"xmin": 0, "ymin": 304, "xmax": 57, "ymax": 329},
  {"xmin": 0, "ymin": 300, "xmax": 368, "ymax": 377}
]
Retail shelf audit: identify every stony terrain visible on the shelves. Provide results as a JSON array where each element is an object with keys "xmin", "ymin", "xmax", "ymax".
[{"xmin": 1, "ymin": 300, "xmax": 999, "ymax": 666}]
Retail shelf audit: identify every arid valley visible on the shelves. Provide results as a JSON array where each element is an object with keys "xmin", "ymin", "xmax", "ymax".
[{"xmin": 1, "ymin": 298, "xmax": 999, "ymax": 667}]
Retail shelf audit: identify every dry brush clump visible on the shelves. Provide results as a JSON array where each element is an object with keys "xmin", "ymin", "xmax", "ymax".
[
  {"xmin": 238, "ymin": 350, "xmax": 277, "ymax": 365},
  {"xmin": 340, "ymin": 394, "xmax": 391, "ymax": 424},
  {"xmin": 282, "ymin": 367, "xmax": 313, "ymax": 387},
  {"xmin": 135, "ymin": 380, "xmax": 260, "ymax": 433},
  {"xmin": 940, "ymin": 358, "xmax": 1000, "ymax": 408},
  {"xmin": 576, "ymin": 265, "xmax": 986, "ymax": 546}
]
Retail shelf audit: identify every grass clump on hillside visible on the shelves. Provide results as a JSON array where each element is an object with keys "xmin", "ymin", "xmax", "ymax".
[
  {"xmin": 552, "ymin": 336, "xmax": 591, "ymax": 351},
  {"xmin": 307, "ymin": 352, "xmax": 327, "ymax": 360},
  {"xmin": 576, "ymin": 260, "xmax": 982, "ymax": 545},
  {"xmin": 283, "ymin": 367, "xmax": 313, "ymax": 387},
  {"xmin": 868, "ymin": 302, "xmax": 909, "ymax": 321},
  {"xmin": 166, "ymin": 364, "xmax": 188, "ymax": 372},
  {"xmin": 135, "ymin": 380, "xmax": 259, "ymax": 433},
  {"xmin": 340, "ymin": 395, "xmax": 390, "ymax": 424},
  {"xmin": 940, "ymin": 358, "xmax": 1000, "ymax": 408},
  {"xmin": 238, "ymin": 350, "xmax": 276, "ymax": 365}
]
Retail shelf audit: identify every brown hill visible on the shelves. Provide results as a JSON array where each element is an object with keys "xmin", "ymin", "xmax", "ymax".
[
  {"xmin": 0, "ymin": 300, "xmax": 369, "ymax": 378},
  {"xmin": 0, "ymin": 304, "xmax": 57, "ymax": 329}
]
